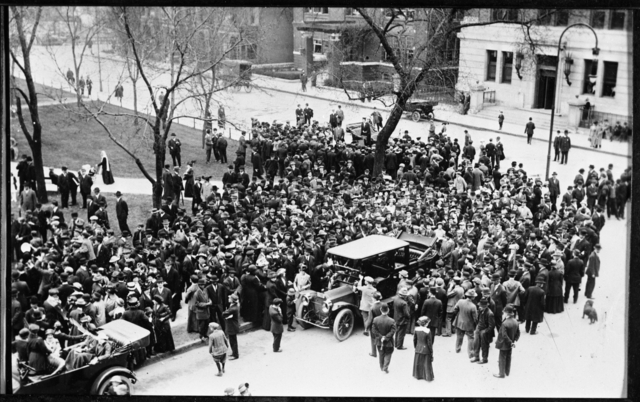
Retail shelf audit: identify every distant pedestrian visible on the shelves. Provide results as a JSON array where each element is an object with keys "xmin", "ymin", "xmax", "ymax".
[
  {"xmin": 553, "ymin": 131, "xmax": 561, "ymax": 162},
  {"xmin": 115, "ymin": 191, "xmax": 130, "ymax": 236},
  {"xmin": 194, "ymin": 278, "xmax": 212, "ymax": 342},
  {"xmin": 269, "ymin": 298, "xmax": 284, "ymax": 352},
  {"xmin": 86, "ymin": 77, "xmax": 93, "ymax": 96},
  {"xmin": 217, "ymin": 135, "xmax": 228, "ymax": 164},
  {"xmin": 412, "ymin": 316, "xmax": 434, "ymax": 382},
  {"xmin": 464, "ymin": 130, "xmax": 471, "ymax": 146},
  {"xmin": 204, "ymin": 129, "xmax": 214, "ymax": 164},
  {"xmin": 208, "ymin": 322, "xmax": 229, "ymax": 377},
  {"xmin": 372, "ymin": 304, "xmax": 396, "ymax": 373},
  {"xmin": 114, "ymin": 83, "xmax": 123, "ymax": 105},
  {"xmin": 524, "ymin": 117, "xmax": 535, "ymax": 145},
  {"xmin": 559, "ymin": 130, "xmax": 572, "ymax": 164},
  {"xmin": 393, "ymin": 287, "xmax": 410, "ymax": 350},
  {"xmin": 493, "ymin": 304, "xmax": 520, "ymax": 378},
  {"xmin": 336, "ymin": 105, "xmax": 345, "ymax": 127},
  {"xmin": 167, "ymin": 133, "xmax": 182, "ymax": 167},
  {"xmin": 218, "ymin": 105, "xmax": 226, "ymax": 130},
  {"xmin": 472, "ymin": 298, "xmax": 495, "ymax": 364},
  {"xmin": 79, "ymin": 77, "xmax": 85, "ymax": 96},
  {"xmin": 584, "ymin": 244, "xmax": 601, "ymax": 299},
  {"xmin": 453, "ymin": 289, "xmax": 478, "ymax": 359},
  {"xmin": 66, "ymin": 68, "xmax": 75, "ymax": 85},
  {"xmin": 498, "ymin": 110, "xmax": 504, "ymax": 130},
  {"xmin": 523, "ymin": 277, "xmax": 546, "ymax": 334},
  {"xmin": 223, "ymin": 294, "xmax": 240, "ymax": 360},
  {"xmin": 300, "ymin": 72, "xmax": 307, "ymax": 92},
  {"xmin": 303, "ymin": 103, "xmax": 313, "ymax": 126}
]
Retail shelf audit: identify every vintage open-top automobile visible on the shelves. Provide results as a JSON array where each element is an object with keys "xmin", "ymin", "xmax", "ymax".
[
  {"xmin": 295, "ymin": 233, "xmax": 438, "ymax": 341},
  {"xmin": 13, "ymin": 319, "xmax": 149, "ymax": 395}
]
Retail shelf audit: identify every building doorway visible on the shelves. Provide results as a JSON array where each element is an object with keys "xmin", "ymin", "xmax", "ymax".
[{"xmin": 537, "ymin": 70, "xmax": 556, "ymax": 110}]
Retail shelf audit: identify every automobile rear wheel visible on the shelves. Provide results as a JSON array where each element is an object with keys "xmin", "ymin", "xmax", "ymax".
[
  {"xmin": 411, "ymin": 111, "xmax": 421, "ymax": 122},
  {"xmin": 333, "ymin": 308, "xmax": 354, "ymax": 342},
  {"xmin": 95, "ymin": 374, "xmax": 134, "ymax": 395},
  {"xmin": 243, "ymin": 83, "xmax": 252, "ymax": 93},
  {"xmin": 296, "ymin": 303, "xmax": 312, "ymax": 330}
]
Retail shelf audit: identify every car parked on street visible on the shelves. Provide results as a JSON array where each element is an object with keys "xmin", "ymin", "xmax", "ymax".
[
  {"xmin": 295, "ymin": 233, "xmax": 438, "ymax": 341},
  {"xmin": 13, "ymin": 320, "xmax": 149, "ymax": 395}
]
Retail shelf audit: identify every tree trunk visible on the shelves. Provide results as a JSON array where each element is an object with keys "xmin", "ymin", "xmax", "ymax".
[
  {"xmin": 202, "ymin": 95, "xmax": 211, "ymax": 149},
  {"xmin": 372, "ymin": 99, "xmax": 408, "ymax": 176},
  {"xmin": 31, "ymin": 140, "xmax": 48, "ymax": 203},
  {"xmin": 153, "ymin": 126, "xmax": 166, "ymax": 208}
]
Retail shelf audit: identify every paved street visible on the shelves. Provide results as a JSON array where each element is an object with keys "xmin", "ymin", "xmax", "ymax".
[
  {"xmin": 135, "ymin": 207, "xmax": 627, "ymax": 398},
  {"xmin": 13, "ymin": 43, "xmax": 630, "ymax": 398}
]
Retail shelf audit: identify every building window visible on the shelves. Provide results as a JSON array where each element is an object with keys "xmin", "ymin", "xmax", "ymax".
[
  {"xmin": 610, "ymin": 10, "xmax": 626, "ymax": 30},
  {"xmin": 538, "ymin": 9, "xmax": 568, "ymax": 26},
  {"xmin": 491, "ymin": 9, "xmax": 519, "ymax": 22},
  {"xmin": 313, "ymin": 39, "xmax": 323, "ymax": 54},
  {"xmin": 602, "ymin": 61, "xmax": 618, "ymax": 97},
  {"xmin": 583, "ymin": 59, "xmax": 597, "ymax": 94},
  {"xmin": 486, "ymin": 50, "xmax": 497, "ymax": 81},
  {"xmin": 345, "ymin": 8, "xmax": 354, "ymax": 16},
  {"xmin": 501, "ymin": 51, "xmax": 513, "ymax": 83},
  {"xmin": 591, "ymin": 10, "xmax": 606, "ymax": 29},
  {"xmin": 321, "ymin": 7, "xmax": 329, "ymax": 14}
]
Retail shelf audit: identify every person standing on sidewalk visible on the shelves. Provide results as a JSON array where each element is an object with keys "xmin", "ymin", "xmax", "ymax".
[
  {"xmin": 453, "ymin": 289, "xmax": 478, "ymax": 359},
  {"xmin": 168, "ymin": 133, "xmax": 182, "ymax": 167},
  {"xmin": 523, "ymin": 276, "xmax": 545, "ymax": 335},
  {"xmin": 86, "ymin": 77, "xmax": 93, "ymax": 96},
  {"xmin": 300, "ymin": 72, "xmax": 307, "ymax": 92},
  {"xmin": 584, "ymin": 244, "xmax": 601, "ymax": 299},
  {"xmin": 498, "ymin": 111, "xmax": 504, "ymax": 130},
  {"xmin": 471, "ymin": 298, "xmax": 495, "ymax": 364},
  {"xmin": 372, "ymin": 304, "xmax": 396, "ymax": 373},
  {"xmin": 493, "ymin": 304, "xmax": 519, "ymax": 379},
  {"xmin": 79, "ymin": 76, "xmax": 85, "ymax": 96},
  {"xmin": 354, "ymin": 275, "xmax": 376, "ymax": 336},
  {"xmin": 368, "ymin": 292, "xmax": 383, "ymax": 357},
  {"xmin": 223, "ymin": 294, "xmax": 240, "ymax": 360},
  {"xmin": 563, "ymin": 250, "xmax": 584, "ymax": 304},
  {"xmin": 269, "ymin": 298, "xmax": 284, "ymax": 352},
  {"xmin": 303, "ymin": 103, "xmax": 313, "ymax": 126},
  {"xmin": 336, "ymin": 105, "xmax": 345, "ymax": 127},
  {"xmin": 524, "ymin": 117, "xmax": 535, "ymax": 145},
  {"xmin": 393, "ymin": 287, "xmax": 411, "ymax": 350},
  {"xmin": 115, "ymin": 191, "xmax": 130, "ymax": 236},
  {"xmin": 553, "ymin": 131, "xmax": 561, "ymax": 162},
  {"xmin": 495, "ymin": 137, "xmax": 504, "ymax": 170},
  {"xmin": 204, "ymin": 129, "xmax": 214, "ymax": 164},
  {"xmin": 217, "ymin": 134, "xmax": 228, "ymax": 164},
  {"xmin": 559, "ymin": 130, "xmax": 572, "ymax": 164},
  {"xmin": 548, "ymin": 172, "xmax": 560, "ymax": 212}
]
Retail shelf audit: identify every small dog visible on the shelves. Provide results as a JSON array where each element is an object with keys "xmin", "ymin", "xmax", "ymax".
[{"xmin": 583, "ymin": 300, "xmax": 598, "ymax": 324}]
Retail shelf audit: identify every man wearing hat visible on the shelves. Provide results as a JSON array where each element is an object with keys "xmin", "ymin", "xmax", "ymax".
[
  {"xmin": 523, "ymin": 276, "xmax": 546, "ymax": 335},
  {"xmin": 453, "ymin": 289, "xmax": 478, "ymax": 359},
  {"xmin": 584, "ymin": 244, "xmax": 601, "ymax": 299},
  {"xmin": 206, "ymin": 274, "xmax": 226, "ymax": 331},
  {"xmin": 392, "ymin": 286, "xmax": 411, "ymax": 350},
  {"xmin": 194, "ymin": 277, "xmax": 212, "ymax": 342},
  {"xmin": 420, "ymin": 287, "xmax": 442, "ymax": 345},
  {"xmin": 443, "ymin": 277, "xmax": 463, "ymax": 337},
  {"xmin": 489, "ymin": 273, "xmax": 508, "ymax": 327},
  {"xmin": 472, "ymin": 297, "xmax": 495, "ymax": 364},
  {"xmin": 269, "ymin": 298, "xmax": 284, "ymax": 352},
  {"xmin": 355, "ymin": 275, "xmax": 376, "ymax": 336},
  {"xmin": 494, "ymin": 304, "xmax": 520, "ymax": 378},
  {"xmin": 115, "ymin": 191, "xmax": 130, "ymax": 236},
  {"xmin": 223, "ymin": 294, "xmax": 240, "ymax": 360}
]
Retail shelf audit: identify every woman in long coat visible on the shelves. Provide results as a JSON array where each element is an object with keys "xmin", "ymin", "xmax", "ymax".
[
  {"xmin": 184, "ymin": 275, "xmax": 200, "ymax": 333},
  {"xmin": 183, "ymin": 161, "xmax": 195, "ymax": 198},
  {"xmin": 413, "ymin": 316, "xmax": 434, "ymax": 382},
  {"xmin": 545, "ymin": 266, "xmax": 564, "ymax": 314},
  {"xmin": 152, "ymin": 295, "xmax": 175, "ymax": 353},
  {"xmin": 96, "ymin": 150, "xmax": 115, "ymax": 185},
  {"xmin": 240, "ymin": 267, "xmax": 262, "ymax": 324}
]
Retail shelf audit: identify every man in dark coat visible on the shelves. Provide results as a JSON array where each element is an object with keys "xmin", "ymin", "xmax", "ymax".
[
  {"xmin": 372, "ymin": 304, "xmax": 396, "ymax": 373},
  {"xmin": 524, "ymin": 117, "xmax": 535, "ymax": 145},
  {"xmin": 269, "ymin": 298, "xmax": 284, "ymax": 352},
  {"xmin": 115, "ymin": 191, "xmax": 130, "ymax": 236},
  {"xmin": 58, "ymin": 167, "xmax": 70, "ymax": 208},
  {"xmin": 361, "ymin": 117, "xmax": 372, "ymax": 146},
  {"xmin": 393, "ymin": 288, "xmax": 411, "ymax": 350},
  {"xmin": 160, "ymin": 260, "xmax": 182, "ymax": 320},
  {"xmin": 217, "ymin": 136, "xmax": 228, "ymax": 164},
  {"xmin": 206, "ymin": 275, "xmax": 226, "ymax": 331},
  {"xmin": 420, "ymin": 287, "xmax": 442, "ymax": 345},
  {"xmin": 472, "ymin": 298, "xmax": 495, "ymax": 364},
  {"xmin": 80, "ymin": 170, "xmax": 93, "ymax": 209},
  {"xmin": 223, "ymin": 294, "xmax": 240, "ymax": 359},
  {"xmin": 548, "ymin": 172, "xmax": 560, "ymax": 212},
  {"xmin": 67, "ymin": 169, "xmax": 79, "ymax": 206},
  {"xmin": 522, "ymin": 277, "xmax": 546, "ymax": 334},
  {"xmin": 564, "ymin": 249, "xmax": 584, "ymax": 303},
  {"xmin": 494, "ymin": 304, "xmax": 520, "ymax": 378}
]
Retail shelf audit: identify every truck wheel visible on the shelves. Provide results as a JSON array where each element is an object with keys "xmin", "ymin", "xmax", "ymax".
[
  {"xmin": 296, "ymin": 303, "xmax": 312, "ymax": 330},
  {"xmin": 411, "ymin": 111, "xmax": 421, "ymax": 122},
  {"xmin": 95, "ymin": 374, "xmax": 134, "ymax": 395},
  {"xmin": 333, "ymin": 309, "xmax": 354, "ymax": 342}
]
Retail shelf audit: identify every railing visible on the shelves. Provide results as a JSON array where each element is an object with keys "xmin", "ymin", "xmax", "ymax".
[{"xmin": 483, "ymin": 90, "xmax": 496, "ymax": 104}]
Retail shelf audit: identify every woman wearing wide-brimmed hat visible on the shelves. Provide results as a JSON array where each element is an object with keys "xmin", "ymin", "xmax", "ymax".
[{"xmin": 413, "ymin": 316, "xmax": 434, "ymax": 382}]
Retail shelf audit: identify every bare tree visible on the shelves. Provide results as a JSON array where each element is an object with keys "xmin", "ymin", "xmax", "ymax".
[
  {"xmin": 353, "ymin": 8, "xmax": 560, "ymax": 175},
  {"xmin": 9, "ymin": 6, "xmax": 49, "ymax": 202},
  {"xmin": 81, "ymin": 7, "xmax": 250, "ymax": 207}
]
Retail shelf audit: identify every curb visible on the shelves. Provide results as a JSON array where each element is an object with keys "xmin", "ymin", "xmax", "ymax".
[
  {"xmin": 258, "ymin": 84, "xmax": 631, "ymax": 159},
  {"xmin": 139, "ymin": 322, "xmax": 260, "ymax": 368}
]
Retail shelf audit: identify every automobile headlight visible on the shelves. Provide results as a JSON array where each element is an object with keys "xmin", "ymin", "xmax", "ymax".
[{"xmin": 322, "ymin": 301, "xmax": 333, "ymax": 313}]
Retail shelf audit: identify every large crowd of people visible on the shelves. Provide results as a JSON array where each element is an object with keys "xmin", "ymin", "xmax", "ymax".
[{"xmin": 10, "ymin": 107, "xmax": 631, "ymax": 385}]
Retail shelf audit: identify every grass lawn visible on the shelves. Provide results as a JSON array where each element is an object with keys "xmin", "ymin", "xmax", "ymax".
[
  {"xmin": 11, "ymin": 100, "xmax": 241, "ymax": 181},
  {"xmin": 12, "ymin": 77, "xmax": 78, "ymax": 100},
  {"xmin": 11, "ymin": 191, "xmax": 161, "ymax": 236}
]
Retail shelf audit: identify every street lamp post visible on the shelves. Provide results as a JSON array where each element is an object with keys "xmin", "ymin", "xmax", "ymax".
[{"xmin": 545, "ymin": 23, "xmax": 599, "ymax": 181}]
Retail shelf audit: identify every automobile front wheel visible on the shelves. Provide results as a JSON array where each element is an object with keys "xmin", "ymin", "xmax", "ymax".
[
  {"xmin": 411, "ymin": 111, "xmax": 421, "ymax": 122},
  {"xmin": 296, "ymin": 302, "xmax": 312, "ymax": 330},
  {"xmin": 95, "ymin": 374, "xmax": 134, "ymax": 396},
  {"xmin": 333, "ymin": 309, "xmax": 354, "ymax": 342}
]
